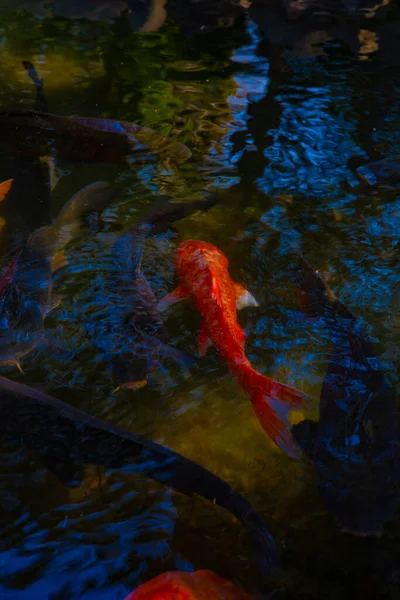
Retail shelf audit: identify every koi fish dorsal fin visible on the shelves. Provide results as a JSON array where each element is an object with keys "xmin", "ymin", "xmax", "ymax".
[
  {"xmin": 234, "ymin": 282, "xmax": 259, "ymax": 310},
  {"xmin": 206, "ymin": 268, "xmax": 224, "ymax": 308},
  {"xmin": 0, "ymin": 179, "xmax": 13, "ymax": 201}
]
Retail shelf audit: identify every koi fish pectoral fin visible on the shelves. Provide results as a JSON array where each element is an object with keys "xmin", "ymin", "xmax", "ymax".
[
  {"xmin": 234, "ymin": 282, "xmax": 259, "ymax": 310},
  {"xmin": 198, "ymin": 323, "xmax": 212, "ymax": 357},
  {"xmin": 157, "ymin": 284, "xmax": 189, "ymax": 312}
]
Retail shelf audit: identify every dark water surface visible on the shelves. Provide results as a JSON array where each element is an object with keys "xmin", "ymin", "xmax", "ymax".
[{"xmin": 0, "ymin": 2, "xmax": 400, "ymax": 599}]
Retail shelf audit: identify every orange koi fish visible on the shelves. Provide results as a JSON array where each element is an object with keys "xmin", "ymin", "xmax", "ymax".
[
  {"xmin": 124, "ymin": 570, "xmax": 254, "ymax": 600},
  {"xmin": 159, "ymin": 240, "xmax": 308, "ymax": 458},
  {"xmin": 0, "ymin": 179, "xmax": 13, "ymax": 201}
]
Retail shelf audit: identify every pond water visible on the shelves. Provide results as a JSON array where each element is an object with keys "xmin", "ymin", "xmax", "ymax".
[{"xmin": 0, "ymin": 2, "xmax": 400, "ymax": 599}]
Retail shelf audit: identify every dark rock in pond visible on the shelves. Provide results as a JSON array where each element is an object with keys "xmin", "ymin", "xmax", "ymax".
[
  {"xmin": 291, "ymin": 255, "xmax": 400, "ymax": 536},
  {"xmin": 0, "ymin": 376, "xmax": 278, "ymax": 576}
]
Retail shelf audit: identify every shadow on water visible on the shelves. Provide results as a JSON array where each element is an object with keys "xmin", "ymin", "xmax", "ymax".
[{"xmin": 0, "ymin": 1, "xmax": 400, "ymax": 598}]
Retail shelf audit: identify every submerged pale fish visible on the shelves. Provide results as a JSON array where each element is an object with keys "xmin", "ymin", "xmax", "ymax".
[{"xmin": 0, "ymin": 180, "xmax": 117, "ymax": 371}]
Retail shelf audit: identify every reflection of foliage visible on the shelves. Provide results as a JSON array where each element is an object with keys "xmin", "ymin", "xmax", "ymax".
[
  {"xmin": 0, "ymin": 10, "xmax": 248, "ymax": 191},
  {"xmin": 0, "ymin": 11, "xmax": 110, "ymax": 111},
  {"xmin": 103, "ymin": 17, "xmax": 246, "ymax": 138}
]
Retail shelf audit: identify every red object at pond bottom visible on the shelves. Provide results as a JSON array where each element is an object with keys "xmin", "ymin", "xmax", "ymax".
[{"xmin": 124, "ymin": 570, "xmax": 255, "ymax": 599}]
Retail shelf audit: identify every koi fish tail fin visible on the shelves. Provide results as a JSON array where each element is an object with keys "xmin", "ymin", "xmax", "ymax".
[{"xmin": 241, "ymin": 367, "xmax": 309, "ymax": 459}]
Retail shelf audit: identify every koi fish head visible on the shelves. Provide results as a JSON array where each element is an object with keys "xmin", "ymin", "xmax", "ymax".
[{"xmin": 175, "ymin": 240, "xmax": 228, "ymax": 278}]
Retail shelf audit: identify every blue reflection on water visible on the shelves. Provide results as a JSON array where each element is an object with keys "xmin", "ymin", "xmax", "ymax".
[
  {"xmin": 259, "ymin": 83, "xmax": 365, "ymax": 195},
  {"xmin": 0, "ymin": 473, "xmax": 181, "ymax": 599},
  {"xmin": 228, "ymin": 19, "xmax": 269, "ymax": 165}
]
